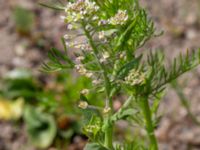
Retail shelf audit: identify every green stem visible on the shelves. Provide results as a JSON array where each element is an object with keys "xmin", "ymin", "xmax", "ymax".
[
  {"xmin": 104, "ymin": 119, "xmax": 114, "ymax": 149},
  {"xmin": 82, "ymin": 22, "xmax": 114, "ymax": 149},
  {"xmin": 82, "ymin": 23, "xmax": 112, "ymax": 107},
  {"xmin": 140, "ymin": 96, "xmax": 158, "ymax": 150}
]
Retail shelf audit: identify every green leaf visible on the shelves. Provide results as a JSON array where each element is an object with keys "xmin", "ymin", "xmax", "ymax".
[
  {"xmin": 147, "ymin": 49, "xmax": 200, "ymax": 95},
  {"xmin": 81, "ymin": 108, "xmax": 101, "ymax": 125},
  {"xmin": 111, "ymin": 108, "xmax": 137, "ymax": 122},
  {"xmin": 41, "ymin": 37, "xmax": 75, "ymax": 72},
  {"xmin": 1, "ymin": 69, "xmax": 40, "ymax": 100},
  {"xmin": 39, "ymin": 3, "xmax": 65, "ymax": 11},
  {"xmin": 84, "ymin": 143, "xmax": 108, "ymax": 150},
  {"xmin": 114, "ymin": 140, "xmax": 147, "ymax": 150},
  {"xmin": 151, "ymin": 92, "xmax": 164, "ymax": 114},
  {"xmin": 4, "ymin": 69, "xmax": 32, "ymax": 80},
  {"xmin": 116, "ymin": 55, "xmax": 142, "ymax": 79},
  {"xmin": 114, "ymin": 15, "xmax": 138, "ymax": 51},
  {"xmin": 24, "ymin": 105, "xmax": 57, "ymax": 149},
  {"xmin": 83, "ymin": 115, "xmax": 102, "ymax": 138}
]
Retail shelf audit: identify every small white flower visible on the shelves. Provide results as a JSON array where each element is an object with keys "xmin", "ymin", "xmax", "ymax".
[
  {"xmin": 76, "ymin": 56, "xmax": 84, "ymax": 61},
  {"xmin": 65, "ymin": 42, "xmax": 70, "ymax": 46},
  {"xmin": 67, "ymin": 24, "xmax": 73, "ymax": 30},
  {"xmin": 92, "ymin": 80, "xmax": 101, "ymax": 85},
  {"xmin": 102, "ymin": 52, "xmax": 110, "ymax": 59},
  {"xmin": 94, "ymin": 6, "xmax": 100, "ymax": 11},
  {"xmin": 103, "ymin": 107, "xmax": 111, "ymax": 114},
  {"xmin": 64, "ymin": 34, "xmax": 70, "ymax": 40},
  {"xmin": 74, "ymin": 44, "xmax": 82, "ymax": 49},
  {"xmin": 92, "ymin": 16, "xmax": 99, "ymax": 20},
  {"xmin": 80, "ymin": 10, "xmax": 87, "ymax": 15},
  {"xmin": 100, "ymin": 52, "xmax": 110, "ymax": 63},
  {"xmin": 85, "ymin": 72, "xmax": 93, "ymax": 78},
  {"xmin": 81, "ymin": 89, "xmax": 89, "ymax": 95},
  {"xmin": 98, "ymin": 31, "xmax": 105, "ymax": 39},
  {"xmin": 78, "ymin": 101, "xmax": 88, "ymax": 109},
  {"xmin": 75, "ymin": 64, "xmax": 87, "ymax": 75},
  {"xmin": 119, "ymin": 52, "xmax": 126, "ymax": 59},
  {"xmin": 85, "ymin": 25, "xmax": 91, "ymax": 30},
  {"xmin": 100, "ymin": 58, "xmax": 106, "ymax": 63},
  {"xmin": 60, "ymin": 15, "xmax": 66, "ymax": 20}
]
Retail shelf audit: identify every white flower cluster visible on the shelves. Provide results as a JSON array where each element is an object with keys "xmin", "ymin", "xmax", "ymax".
[
  {"xmin": 100, "ymin": 51, "xmax": 110, "ymax": 63},
  {"xmin": 75, "ymin": 64, "xmax": 93, "ymax": 78},
  {"xmin": 64, "ymin": 0, "xmax": 99, "ymax": 23},
  {"xmin": 108, "ymin": 10, "xmax": 128, "ymax": 25},
  {"xmin": 98, "ymin": 10, "xmax": 128, "ymax": 26},
  {"xmin": 98, "ymin": 31, "xmax": 105, "ymax": 39},
  {"xmin": 75, "ymin": 62, "xmax": 102, "ymax": 85},
  {"xmin": 65, "ymin": 41, "xmax": 91, "ymax": 50},
  {"xmin": 125, "ymin": 69, "xmax": 145, "ymax": 86}
]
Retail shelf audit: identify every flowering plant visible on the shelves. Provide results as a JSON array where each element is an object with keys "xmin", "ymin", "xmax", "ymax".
[{"xmin": 42, "ymin": 0, "xmax": 200, "ymax": 149}]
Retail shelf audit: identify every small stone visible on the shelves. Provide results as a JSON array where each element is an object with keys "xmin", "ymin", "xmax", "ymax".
[
  {"xmin": 186, "ymin": 29, "xmax": 197, "ymax": 40},
  {"xmin": 15, "ymin": 44, "xmax": 25, "ymax": 56},
  {"xmin": 186, "ymin": 13, "xmax": 197, "ymax": 26}
]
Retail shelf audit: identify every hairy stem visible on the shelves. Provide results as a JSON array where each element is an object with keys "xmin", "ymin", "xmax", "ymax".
[{"xmin": 140, "ymin": 96, "xmax": 158, "ymax": 150}]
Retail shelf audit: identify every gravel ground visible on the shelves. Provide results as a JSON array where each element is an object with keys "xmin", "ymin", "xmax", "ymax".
[{"xmin": 1, "ymin": 0, "xmax": 200, "ymax": 150}]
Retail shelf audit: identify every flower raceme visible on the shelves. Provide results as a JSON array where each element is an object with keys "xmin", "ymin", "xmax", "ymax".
[
  {"xmin": 62, "ymin": 0, "xmax": 129, "ymax": 26},
  {"xmin": 59, "ymin": 1, "xmax": 162, "ymax": 149},
  {"xmin": 61, "ymin": 0, "xmax": 130, "ymax": 78}
]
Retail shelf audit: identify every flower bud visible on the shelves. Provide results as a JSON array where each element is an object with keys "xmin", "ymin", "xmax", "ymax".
[
  {"xmin": 103, "ymin": 107, "xmax": 111, "ymax": 114},
  {"xmin": 78, "ymin": 101, "xmax": 88, "ymax": 109},
  {"xmin": 80, "ymin": 89, "xmax": 89, "ymax": 95}
]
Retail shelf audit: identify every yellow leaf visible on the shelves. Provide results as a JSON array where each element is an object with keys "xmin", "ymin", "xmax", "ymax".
[{"xmin": 0, "ymin": 98, "xmax": 24, "ymax": 120}]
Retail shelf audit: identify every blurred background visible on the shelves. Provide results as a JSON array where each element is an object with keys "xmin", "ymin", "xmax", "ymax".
[{"xmin": 0, "ymin": 0, "xmax": 200, "ymax": 149}]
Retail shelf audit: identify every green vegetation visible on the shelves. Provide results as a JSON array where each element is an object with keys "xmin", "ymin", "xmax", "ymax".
[
  {"xmin": 41, "ymin": 0, "xmax": 200, "ymax": 149},
  {"xmin": 0, "ymin": 0, "xmax": 199, "ymax": 150},
  {"xmin": 0, "ymin": 69, "xmax": 102, "ymax": 148}
]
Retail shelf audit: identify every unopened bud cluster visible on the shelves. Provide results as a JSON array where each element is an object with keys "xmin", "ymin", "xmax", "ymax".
[
  {"xmin": 103, "ymin": 107, "xmax": 111, "ymax": 114},
  {"xmin": 125, "ymin": 69, "xmax": 145, "ymax": 86},
  {"xmin": 84, "ymin": 119, "xmax": 101, "ymax": 133},
  {"xmin": 108, "ymin": 10, "xmax": 128, "ymax": 25}
]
